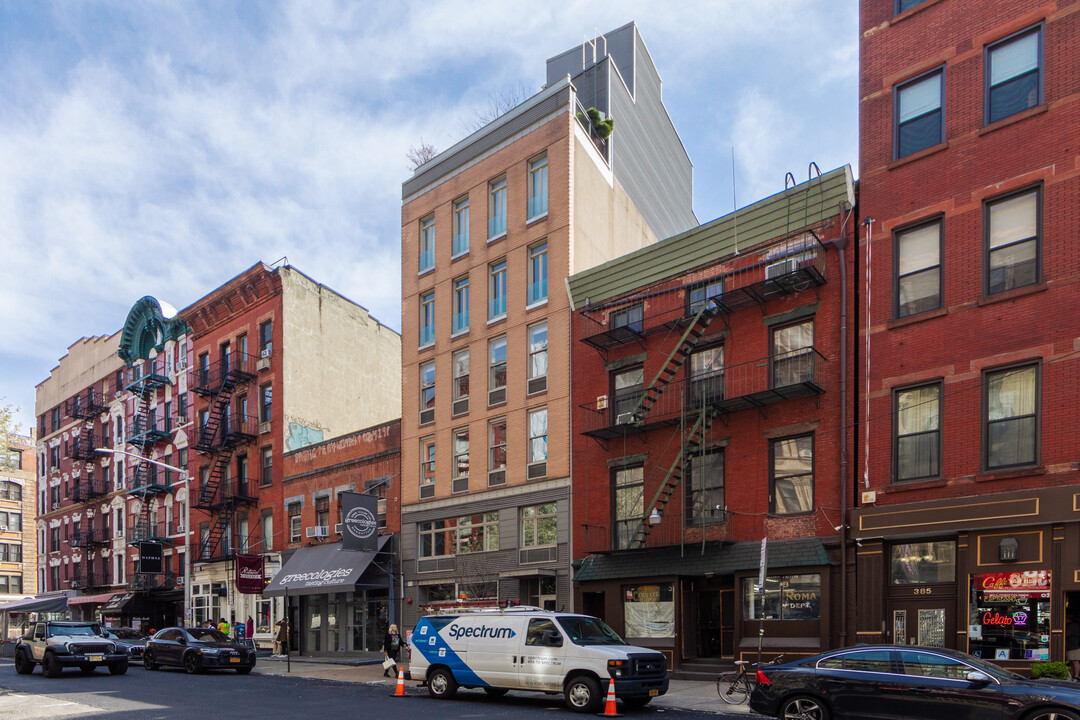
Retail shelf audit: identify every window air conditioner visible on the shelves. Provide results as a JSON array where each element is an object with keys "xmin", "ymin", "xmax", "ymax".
[
  {"xmin": 0, "ymin": 526, "xmax": 7, "ymax": 533},
  {"xmin": 615, "ymin": 412, "xmax": 637, "ymax": 426},
  {"xmin": 313, "ymin": 526, "xmax": 329, "ymax": 538},
  {"xmin": 305, "ymin": 527, "xmax": 316, "ymax": 538},
  {"xmin": 52, "ymin": 502, "xmax": 60, "ymax": 510},
  {"xmin": 765, "ymin": 258, "xmax": 798, "ymax": 279},
  {"xmin": 260, "ymin": 348, "xmax": 272, "ymax": 359}
]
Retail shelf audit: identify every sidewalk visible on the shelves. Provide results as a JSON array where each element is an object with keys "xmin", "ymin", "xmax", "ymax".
[{"xmin": 254, "ymin": 657, "xmax": 755, "ymax": 714}]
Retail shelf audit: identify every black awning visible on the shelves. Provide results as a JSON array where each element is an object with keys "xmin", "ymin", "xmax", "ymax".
[
  {"xmin": 102, "ymin": 593, "xmax": 135, "ymax": 613},
  {"xmin": 0, "ymin": 595, "xmax": 69, "ymax": 614},
  {"xmin": 263, "ymin": 535, "xmax": 390, "ymax": 597}
]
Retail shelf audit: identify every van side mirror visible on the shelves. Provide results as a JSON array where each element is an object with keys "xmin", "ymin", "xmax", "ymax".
[{"xmin": 542, "ymin": 629, "xmax": 563, "ymax": 647}]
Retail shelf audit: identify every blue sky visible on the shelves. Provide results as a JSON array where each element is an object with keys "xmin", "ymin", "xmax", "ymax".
[{"xmin": 0, "ymin": 0, "xmax": 858, "ymax": 432}]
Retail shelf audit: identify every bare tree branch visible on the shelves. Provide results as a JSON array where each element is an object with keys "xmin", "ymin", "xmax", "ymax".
[
  {"xmin": 462, "ymin": 81, "xmax": 534, "ymax": 134},
  {"xmin": 407, "ymin": 138, "xmax": 439, "ymax": 170}
]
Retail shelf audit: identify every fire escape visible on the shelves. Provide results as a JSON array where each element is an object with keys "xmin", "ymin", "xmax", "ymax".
[
  {"xmin": 579, "ymin": 232, "xmax": 829, "ymax": 550},
  {"xmin": 124, "ymin": 356, "xmax": 176, "ymax": 591},
  {"xmin": 192, "ymin": 352, "xmax": 257, "ymax": 562}
]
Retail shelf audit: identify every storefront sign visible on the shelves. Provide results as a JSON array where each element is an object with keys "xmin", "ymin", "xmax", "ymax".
[
  {"xmin": 138, "ymin": 542, "xmax": 163, "ymax": 574},
  {"xmin": 979, "ymin": 571, "xmax": 1051, "ymax": 598},
  {"xmin": 340, "ymin": 491, "xmax": 378, "ymax": 552},
  {"xmin": 235, "ymin": 554, "xmax": 266, "ymax": 595}
]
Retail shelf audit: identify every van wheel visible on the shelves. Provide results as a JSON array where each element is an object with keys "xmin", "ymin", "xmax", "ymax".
[
  {"xmin": 565, "ymin": 675, "xmax": 602, "ymax": 713},
  {"xmin": 484, "ymin": 687, "xmax": 508, "ymax": 697},
  {"xmin": 428, "ymin": 668, "xmax": 458, "ymax": 699}
]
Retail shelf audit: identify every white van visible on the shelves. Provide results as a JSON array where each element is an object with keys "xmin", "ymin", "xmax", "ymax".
[{"xmin": 410, "ymin": 607, "xmax": 668, "ymax": 712}]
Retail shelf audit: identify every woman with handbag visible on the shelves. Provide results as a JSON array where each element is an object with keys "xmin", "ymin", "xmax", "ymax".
[{"xmin": 382, "ymin": 624, "xmax": 407, "ymax": 678}]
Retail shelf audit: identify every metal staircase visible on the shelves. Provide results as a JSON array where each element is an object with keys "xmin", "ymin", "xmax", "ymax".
[
  {"xmin": 629, "ymin": 407, "xmax": 717, "ymax": 549},
  {"xmin": 623, "ymin": 298, "xmax": 724, "ymax": 425}
]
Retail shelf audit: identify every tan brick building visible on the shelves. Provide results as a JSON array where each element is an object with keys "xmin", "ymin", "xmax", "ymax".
[
  {"xmin": 1, "ymin": 434, "xmax": 37, "ymax": 617},
  {"xmin": 399, "ymin": 23, "xmax": 696, "ymax": 626}
]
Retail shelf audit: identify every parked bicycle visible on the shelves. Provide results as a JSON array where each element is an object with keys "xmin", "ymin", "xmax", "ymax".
[{"xmin": 716, "ymin": 654, "xmax": 784, "ymax": 705}]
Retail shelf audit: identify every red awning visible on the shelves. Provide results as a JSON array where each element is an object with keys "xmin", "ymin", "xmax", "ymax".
[{"xmin": 68, "ymin": 592, "xmax": 122, "ymax": 606}]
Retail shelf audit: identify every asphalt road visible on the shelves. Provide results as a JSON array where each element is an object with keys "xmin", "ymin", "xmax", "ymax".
[{"xmin": 0, "ymin": 661, "xmax": 746, "ymax": 720}]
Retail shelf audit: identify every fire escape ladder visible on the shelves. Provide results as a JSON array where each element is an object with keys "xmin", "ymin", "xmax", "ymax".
[
  {"xmin": 629, "ymin": 408, "xmax": 715, "ymax": 549},
  {"xmin": 199, "ymin": 508, "xmax": 234, "ymax": 561},
  {"xmin": 194, "ymin": 379, "xmax": 239, "ymax": 453},
  {"xmin": 196, "ymin": 447, "xmax": 235, "ymax": 509},
  {"xmin": 628, "ymin": 298, "xmax": 722, "ymax": 423}
]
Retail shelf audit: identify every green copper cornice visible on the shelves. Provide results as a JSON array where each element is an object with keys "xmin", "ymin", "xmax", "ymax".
[{"xmin": 118, "ymin": 296, "xmax": 190, "ymax": 366}]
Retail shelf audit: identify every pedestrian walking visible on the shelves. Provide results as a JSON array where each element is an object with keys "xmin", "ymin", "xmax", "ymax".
[
  {"xmin": 274, "ymin": 618, "xmax": 288, "ymax": 656},
  {"xmin": 382, "ymin": 624, "xmax": 407, "ymax": 677},
  {"xmin": 218, "ymin": 617, "xmax": 231, "ymax": 636},
  {"xmin": 1066, "ymin": 615, "xmax": 1080, "ymax": 680}
]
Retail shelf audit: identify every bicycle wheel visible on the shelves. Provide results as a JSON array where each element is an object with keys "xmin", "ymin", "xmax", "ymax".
[{"xmin": 716, "ymin": 672, "xmax": 751, "ymax": 704}]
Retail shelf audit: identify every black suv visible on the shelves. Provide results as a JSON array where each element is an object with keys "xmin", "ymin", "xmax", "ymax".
[{"xmin": 14, "ymin": 621, "xmax": 129, "ymax": 677}]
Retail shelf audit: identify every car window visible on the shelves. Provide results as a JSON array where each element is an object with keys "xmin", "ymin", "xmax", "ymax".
[
  {"xmin": 817, "ymin": 655, "xmax": 845, "ymax": 669},
  {"xmin": 899, "ymin": 650, "xmax": 969, "ymax": 680},
  {"xmin": 158, "ymin": 630, "xmax": 180, "ymax": 642},
  {"xmin": 526, "ymin": 619, "xmax": 558, "ymax": 647},
  {"xmin": 187, "ymin": 628, "xmax": 229, "ymax": 643},
  {"xmin": 841, "ymin": 650, "xmax": 894, "ymax": 672},
  {"xmin": 49, "ymin": 625, "xmax": 101, "ymax": 636}
]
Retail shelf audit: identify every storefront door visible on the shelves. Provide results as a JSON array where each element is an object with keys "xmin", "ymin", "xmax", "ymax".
[{"xmin": 888, "ymin": 600, "xmax": 954, "ymax": 647}]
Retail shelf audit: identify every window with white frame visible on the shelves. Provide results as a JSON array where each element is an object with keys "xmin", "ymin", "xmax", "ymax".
[
  {"xmin": 419, "ymin": 291, "xmax": 435, "ymax": 347},
  {"xmin": 453, "ymin": 275, "xmax": 470, "ymax": 334},
  {"xmin": 488, "ymin": 418, "xmax": 507, "ymax": 486},
  {"xmin": 288, "ymin": 503, "xmax": 301, "ymax": 543},
  {"xmin": 527, "ymin": 407, "xmax": 547, "ymax": 479},
  {"xmin": 419, "ymin": 215, "xmax": 435, "ymax": 272},
  {"xmin": 528, "ymin": 154, "xmax": 548, "ymax": 219},
  {"xmin": 453, "ymin": 197, "xmax": 469, "ymax": 256},
  {"xmin": 457, "ymin": 512, "xmax": 499, "ymax": 553},
  {"xmin": 419, "ymin": 519, "xmax": 454, "ymax": 559},
  {"xmin": 527, "ymin": 322, "xmax": 548, "ymax": 394},
  {"xmin": 528, "ymin": 241, "xmax": 547, "ymax": 305},
  {"xmin": 452, "ymin": 349, "xmax": 469, "ymax": 416},
  {"xmin": 489, "ymin": 259, "xmax": 507, "ymax": 319},
  {"xmin": 488, "ymin": 176, "xmax": 507, "ymax": 238}
]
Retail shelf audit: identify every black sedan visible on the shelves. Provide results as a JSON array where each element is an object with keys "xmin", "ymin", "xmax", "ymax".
[
  {"xmin": 104, "ymin": 627, "xmax": 149, "ymax": 661},
  {"xmin": 142, "ymin": 627, "xmax": 256, "ymax": 675},
  {"xmin": 749, "ymin": 645, "xmax": 1080, "ymax": 720}
]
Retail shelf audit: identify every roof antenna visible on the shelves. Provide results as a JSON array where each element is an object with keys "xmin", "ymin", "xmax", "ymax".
[{"xmin": 731, "ymin": 147, "xmax": 739, "ymax": 255}]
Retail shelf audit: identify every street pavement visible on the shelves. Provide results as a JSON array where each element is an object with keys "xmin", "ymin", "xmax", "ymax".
[{"xmin": 0, "ymin": 656, "xmax": 760, "ymax": 718}]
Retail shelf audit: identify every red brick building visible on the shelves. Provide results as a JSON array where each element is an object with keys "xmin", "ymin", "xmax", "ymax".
[
  {"xmin": 854, "ymin": 0, "xmax": 1080, "ymax": 667},
  {"xmin": 567, "ymin": 167, "xmax": 856, "ymax": 669}
]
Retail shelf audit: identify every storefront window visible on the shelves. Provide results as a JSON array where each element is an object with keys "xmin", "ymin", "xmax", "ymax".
[
  {"xmin": 743, "ymin": 574, "xmax": 821, "ymax": 621},
  {"xmin": 623, "ymin": 583, "xmax": 674, "ymax": 638},
  {"xmin": 256, "ymin": 599, "xmax": 272, "ymax": 634},
  {"xmin": 969, "ymin": 571, "xmax": 1050, "ymax": 661},
  {"xmin": 890, "ymin": 541, "xmax": 956, "ymax": 584}
]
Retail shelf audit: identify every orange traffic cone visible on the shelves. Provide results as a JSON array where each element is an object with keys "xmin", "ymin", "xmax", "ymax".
[
  {"xmin": 392, "ymin": 668, "xmax": 406, "ymax": 697},
  {"xmin": 600, "ymin": 677, "xmax": 622, "ymax": 716}
]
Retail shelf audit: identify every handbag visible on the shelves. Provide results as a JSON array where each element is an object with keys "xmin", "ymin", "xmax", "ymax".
[{"xmin": 383, "ymin": 657, "xmax": 396, "ymax": 670}]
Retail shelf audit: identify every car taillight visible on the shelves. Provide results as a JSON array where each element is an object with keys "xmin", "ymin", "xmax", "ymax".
[{"xmin": 756, "ymin": 669, "xmax": 771, "ymax": 685}]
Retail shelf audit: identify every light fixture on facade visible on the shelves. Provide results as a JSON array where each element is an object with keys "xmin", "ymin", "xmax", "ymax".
[
  {"xmin": 999, "ymin": 537, "xmax": 1019, "ymax": 563},
  {"xmin": 649, "ymin": 508, "xmax": 662, "ymax": 525}
]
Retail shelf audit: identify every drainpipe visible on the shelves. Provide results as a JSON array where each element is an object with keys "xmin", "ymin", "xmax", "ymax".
[{"xmin": 834, "ymin": 203, "xmax": 852, "ymax": 648}]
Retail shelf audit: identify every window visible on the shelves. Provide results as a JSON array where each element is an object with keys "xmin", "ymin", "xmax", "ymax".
[
  {"xmin": 419, "ymin": 215, "xmax": 435, "ymax": 273},
  {"xmin": 527, "ymin": 407, "xmax": 547, "ymax": 479},
  {"xmin": 3, "ymin": 448, "xmax": 22, "ymax": 471},
  {"xmin": 0, "ymin": 512, "xmax": 20, "ymax": 532},
  {"xmin": 488, "ymin": 176, "xmax": 507, "ymax": 238},
  {"xmin": 612, "ymin": 367, "xmax": 644, "ymax": 423},
  {"xmin": 260, "ymin": 446, "xmax": 272, "ymax": 486},
  {"xmin": 452, "ymin": 428, "xmax": 469, "ymax": 492},
  {"xmin": 51, "ymin": 526, "xmax": 60, "ymax": 552},
  {"xmin": 364, "ymin": 478, "xmax": 389, "ymax": 529},
  {"xmin": 419, "ymin": 520, "xmax": 453, "ymax": 559},
  {"xmin": 688, "ymin": 279, "xmax": 723, "ymax": 316},
  {"xmin": 237, "ymin": 333, "xmax": 248, "ymax": 359},
  {"xmin": 986, "ymin": 25, "xmax": 1042, "ymax": 125},
  {"xmin": 237, "ymin": 516, "xmax": 249, "ymax": 553},
  {"xmin": 528, "ymin": 241, "xmax": 548, "ymax": 305},
  {"xmin": 613, "ymin": 465, "xmax": 644, "ymax": 550},
  {"xmin": 686, "ymin": 449, "xmax": 724, "ymax": 525},
  {"xmin": 623, "ymin": 583, "xmax": 675, "ymax": 638},
  {"xmin": 488, "ymin": 259, "xmax": 507, "ymax": 320},
  {"xmin": 527, "ymin": 617, "xmax": 558, "ymax": 646},
  {"xmin": 689, "ymin": 346, "xmax": 724, "ymax": 405},
  {"xmin": 984, "ymin": 363, "xmax": 1039, "ymax": 470},
  {"xmin": 452, "ymin": 349, "xmax": 469, "ymax": 415},
  {"xmin": 453, "ymin": 197, "xmax": 469, "ymax": 256},
  {"xmin": 896, "ymin": 0, "xmax": 929, "ymax": 11},
  {"xmin": 177, "ymin": 392, "xmax": 187, "ymax": 422},
  {"xmin": 770, "ymin": 435, "xmax": 814, "ymax": 514},
  {"xmin": 985, "ymin": 186, "xmax": 1040, "ymax": 295},
  {"xmin": 611, "ymin": 303, "xmax": 643, "ymax": 332},
  {"xmin": 259, "ymin": 320, "xmax": 273, "ymax": 357},
  {"xmin": 521, "ymin": 503, "xmax": 557, "ymax": 547},
  {"xmin": 457, "ymin": 512, "xmax": 499, "ymax": 553},
  {"xmin": 488, "ymin": 336, "xmax": 507, "ymax": 406},
  {"xmin": 288, "ymin": 503, "xmax": 301, "ymax": 543},
  {"xmin": 969, "ymin": 571, "xmax": 1050, "ymax": 660},
  {"xmin": 51, "ymin": 407, "xmax": 61, "ymax": 432},
  {"xmin": 895, "ymin": 68, "xmax": 943, "ymax": 158},
  {"xmin": 261, "ymin": 508, "xmax": 273, "ymax": 551},
  {"xmin": 50, "ymin": 446, "xmax": 60, "ymax": 470},
  {"xmin": 315, "ymin": 495, "xmax": 330, "ymax": 529},
  {"xmin": 899, "ymin": 650, "xmax": 969, "ymax": 679},
  {"xmin": 419, "ymin": 362, "xmax": 436, "ymax": 425},
  {"xmin": 259, "ymin": 383, "xmax": 272, "ymax": 423},
  {"xmin": 488, "ymin": 418, "xmax": 507, "ymax": 486},
  {"xmin": 0, "ymin": 481, "xmax": 22, "ymax": 501},
  {"xmin": 236, "ymin": 455, "xmax": 249, "ymax": 496},
  {"xmin": 527, "ymin": 322, "xmax": 548, "ymax": 394},
  {"xmin": 895, "ymin": 220, "xmax": 942, "ymax": 317},
  {"xmin": 743, "ymin": 573, "xmax": 821, "ymax": 621},
  {"xmin": 772, "ymin": 319, "xmax": 814, "ymax": 387},
  {"xmin": 528, "ymin": 154, "xmax": 548, "ymax": 219},
  {"xmin": 452, "ymin": 275, "xmax": 470, "ymax": 334},
  {"xmin": 894, "ymin": 383, "xmax": 942, "ymax": 482},
  {"xmin": 890, "ymin": 541, "xmax": 955, "ymax": 585},
  {"xmin": 419, "ymin": 291, "xmax": 435, "ymax": 347},
  {"xmin": 420, "ymin": 436, "xmax": 436, "ymax": 498}
]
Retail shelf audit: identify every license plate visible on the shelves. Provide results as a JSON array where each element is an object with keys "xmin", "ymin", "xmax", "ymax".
[
  {"xmin": 87, "ymin": 655, "xmax": 104, "ymax": 662},
  {"xmin": 649, "ymin": 689, "xmax": 659, "ymax": 697},
  {"xmin": 229, "ymin": 657, "xmax": 240, "ymax": 663}
]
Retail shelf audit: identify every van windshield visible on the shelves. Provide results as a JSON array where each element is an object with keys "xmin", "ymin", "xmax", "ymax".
[{"xmin": 557, "ymin": 616, "xmax": 627, "ymax": 646}]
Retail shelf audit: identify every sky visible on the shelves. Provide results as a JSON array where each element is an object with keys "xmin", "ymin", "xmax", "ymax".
[{"xmin": 0, "ymin": 0, "xmax": 858, "ymax": 433}]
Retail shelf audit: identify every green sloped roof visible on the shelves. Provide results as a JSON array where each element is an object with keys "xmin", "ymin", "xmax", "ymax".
[
  {"xmin": 572, "ymin": 537, "xmax": 832, "ymax": 583},
  {"xmin": 567, "ymin": 165, "xmax": 854, "ymax": 309}
]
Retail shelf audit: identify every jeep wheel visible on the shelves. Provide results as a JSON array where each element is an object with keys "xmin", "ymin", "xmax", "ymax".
[
  {"xmin": 14, "ymin": 650, "xmax": 34, "ymax": 675},
  {"xmin": 108, "ymin": 661, "xmax": 128, "ymax": 675},
  {"xmin": 183, "ymin": 652, "xmax": 204, "ymax": 675},
  {"xmin": 564, "ymin": 675, "xmax": 602, "ymax": 713},
  {"xmin": 427, "ymin": 667, "xmax": 458, "ymax": 699},
  {"xmin": 42, "ymin": 652, "xmax": 62, "ymax": 678}
]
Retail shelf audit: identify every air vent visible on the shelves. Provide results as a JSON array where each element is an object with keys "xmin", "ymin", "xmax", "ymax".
[
  {"xmin": 452, "ymin": 477, "xmax": 469, "ymax": 493},
  {"xmin": 419, "ymin": 484, "xmax": 435, "ymax": 499},
  {"xmin": 527, "ymin": 462, "xmax": 546, "ymax": 480},
  {"xmin": 452, "ymin": 399, "xmax": 469, "ymax": 416},
  {"xmin": 256, "ymin": 358, "xmax": 270, "ymax": 371},
  {"xmin": 419, "ymin": 409, "xmax": 435, "ymax": 426},
  {"xmin": 488, "ymin": 470, "xmax": 506, "ymax": 487},
  {"xmin": 488, "ymin": 388, "xmax": 506, "ymax": 406},
  {"xmin": 527, "ymin": 377, "xmax": 547, "ymax": 395}
]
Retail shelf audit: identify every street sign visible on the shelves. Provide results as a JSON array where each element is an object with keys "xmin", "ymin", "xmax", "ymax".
[{"xmin": 758, "ymin": 538, "xmax": 767, "ymax": 593}]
